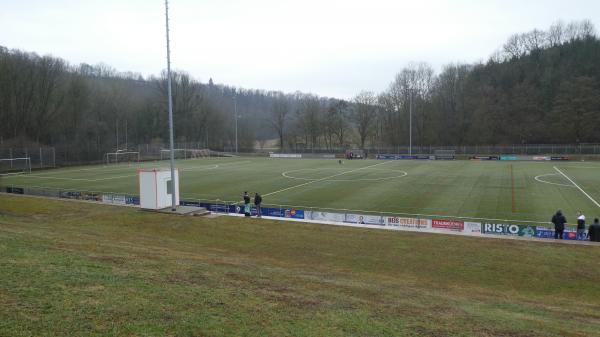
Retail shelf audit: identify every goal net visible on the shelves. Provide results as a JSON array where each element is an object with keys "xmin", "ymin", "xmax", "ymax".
[
  {"xmin": 434, "ymin": 149, "xmax": 456, "ymax": 160},
  {"xmin": 104, "ymin": 151, "xmax": 140, "ymax": 165},
  {"xmin": 160, "ymin": 149, "xmax": 210, "ymax": 161},
  {"xmin": 0, "ymin": 157, "xmax": 32, "ymax": 175}
]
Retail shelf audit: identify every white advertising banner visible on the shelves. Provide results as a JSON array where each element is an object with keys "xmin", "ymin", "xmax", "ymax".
[
  {"xmin": 464, "ymin": 222, "xmax": 482, "ymax": 234},
  {"xmin": 305, "ymin": 211, "xmax": 346, "ymax": 222},
  {"xmin": 102, "ymin": 194, "xmax": 127, "ymax": 205},
  {"xmin": 385, "ymin": 217, "xmax": 431, "ymax": 230},
  {"xmin": 269, "ymin": 153, "xmax": 302, "ymax": 158},
  {"xmin": 345, "ymin": 214, "xmax": 385, "ymax": 226}
]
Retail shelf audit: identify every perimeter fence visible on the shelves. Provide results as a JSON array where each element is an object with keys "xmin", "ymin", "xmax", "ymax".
[{"xmin": 1, "ymin": 184, "xmax": 589, "ymax": 242}]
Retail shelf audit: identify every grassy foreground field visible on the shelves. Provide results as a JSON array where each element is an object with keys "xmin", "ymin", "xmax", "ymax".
[
  {"xmin": 1, "ymin": 194, "xmax": 599, "ymax": 337},
  {"xmin": 2, "ymin": 157, "xmax": 600, "ymax": 223}
]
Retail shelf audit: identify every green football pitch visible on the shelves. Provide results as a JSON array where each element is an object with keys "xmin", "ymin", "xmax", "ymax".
[{"xmin": 2, "ymin": 157, "xmax": 600, "ymax": 223}]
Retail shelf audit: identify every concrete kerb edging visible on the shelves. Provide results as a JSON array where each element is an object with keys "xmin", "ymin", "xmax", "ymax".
[{"xmin": 1, "ymin": 192, "xmax": 599, "ymax": 247}]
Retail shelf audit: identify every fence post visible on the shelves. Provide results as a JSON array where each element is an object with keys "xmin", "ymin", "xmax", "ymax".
[{"xmin": 40, "ymin": 147, "xmax": 43, "ymax": 168}]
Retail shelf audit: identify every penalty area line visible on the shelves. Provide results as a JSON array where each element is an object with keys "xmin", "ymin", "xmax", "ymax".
[{"xmin": 553, "ymin": 166, "xmax": 600, "ymax": 208}]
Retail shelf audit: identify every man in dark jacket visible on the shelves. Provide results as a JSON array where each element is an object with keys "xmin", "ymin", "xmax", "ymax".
[
  {"xmin": 551, "ymin": 210, "xmax": 567, "ymax": 239},
  {"xmin": 243, "ymin": 191, "xmax": 251, "ymax": 217},
  {"xmin": 588, "ymin": 218, "xmax": 600, "ymax": 242},
  {"xmin": 254, "ymin": 193, "xmax": 262, "ymax": 218}
]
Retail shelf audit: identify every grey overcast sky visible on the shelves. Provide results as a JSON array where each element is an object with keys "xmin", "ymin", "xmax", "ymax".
[{"xmin": 1, "ymin": 0, "xmax": 599, "ymax": 99}]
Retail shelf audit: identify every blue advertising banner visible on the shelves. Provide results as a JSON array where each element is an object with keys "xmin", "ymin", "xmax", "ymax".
[
  {"xmin": 178, "ymin": 202, "xmax": 306, "ymax": 219},
  {"xmin": 126, "ymin": 196, "xmax": 140, "ymax": 205},
  {"xmin": 377, "ymin": 155, "xmax": 416, "ymax": 160},
  {"xmin": 535, "ymin": 227, "xmax": 577, "ymax": 240},
  {"xmin": 263, "ymin": 207, "xmax": 305, "ymax": 219},
  {"xmin": 500, "ymin": 156, "xmax": 517, "ymax": 161}
]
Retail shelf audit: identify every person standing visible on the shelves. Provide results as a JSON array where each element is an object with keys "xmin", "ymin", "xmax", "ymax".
[
  {"xmin": 254, "ymin": 192, "xmax": 262, "ymax": 218},
  {"xmin": 576, "ymin": 211, "xmax": 586, "ymax": 240},
  {"xmin": 588, "ymin": 218, "xmax": 600, "ymax": 242},
  {"xmin": 243, "ymin": 191, "xmax": 251, "ymax": 217},
  {"xmin": 551, "ymin": 210, "xmax": 567, "ymax": 240}
]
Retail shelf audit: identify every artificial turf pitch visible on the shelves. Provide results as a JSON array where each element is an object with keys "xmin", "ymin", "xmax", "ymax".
[{"xmin": 2, "ymin": 157, "xmax": 600, "ymax": 224}]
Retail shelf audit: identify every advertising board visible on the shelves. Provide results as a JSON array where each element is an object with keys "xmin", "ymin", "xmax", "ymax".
[
  {"xmin": 464, "ymin": 222, "xmax": 482, "ymax": 234},
  {"xmin": 535, "ymin": 226, "xmax": 578, "ymax": 240},
  {"xmin": 432, "ymin": 219, "xmax": 464, "ymax": 231},
  {"xmin": 470, "ymin": 156, "xmax": 499, "ymax": 160},
  {"xmin": 305, "ymin": 211, "xmax": 346, "ymax": 222},
  {"xmin": 102, "ymin": 194, "xmax": 127, "ymax": 205},
  {"xmin": 269, "ymin": 153, "xmax": 302, "ymax": 158},
  {"xmin": 385, "ymin": 217, "xmax": 430, "ymax": 229},
  {"xmin": 482, "ymin": 223, "xmax": 537, "ymax": 237},
  {"xmin": 345, "ymin": 214, "xmax": 385, "ymax": 225},
  {"xmin": 376, "ymin": 155, "xmax": 415, "ymax": 160},
  {"xmin": 263, "ymin": 207, "xmax": 305, "ymax": 219}
]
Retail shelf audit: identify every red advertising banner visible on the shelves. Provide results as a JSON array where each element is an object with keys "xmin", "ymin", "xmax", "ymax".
[{"xmin": 432, "ymin": 219, "xmax": 464, "ymax": 231}]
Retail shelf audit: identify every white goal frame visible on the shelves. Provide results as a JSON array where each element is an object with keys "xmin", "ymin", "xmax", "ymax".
[
  {"xmin": 0, "ymin": 157, "xmax": 32, "ymax": 175},
  {"xmin": 104, "ymin": 151, "xmax": 140, "ymax": 165}
]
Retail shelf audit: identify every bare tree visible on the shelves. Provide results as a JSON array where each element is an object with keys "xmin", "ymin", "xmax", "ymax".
[
  {"xmin": 547, "ymin": 21, "xmax": 565, "ymax": 47},
  {"xmin": 352, "ymin": 91, "xmax": 378, "ymax": 150},
  {"xmin": 270, "ymin": 93, "xmax": 288, "ymax": 151}
]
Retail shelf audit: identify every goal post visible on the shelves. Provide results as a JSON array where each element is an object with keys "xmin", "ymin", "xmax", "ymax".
[
  {"xmin": 104, "ymin": 151, "xmax": 140, "ymax": 165},
  {"xmin": 0, "ymin": 157, "xmax": 32, "ymax": 175}
]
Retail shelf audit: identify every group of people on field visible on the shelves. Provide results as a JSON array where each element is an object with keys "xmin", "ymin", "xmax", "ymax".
[
  {"xmin": 242, "ymin": 191, "xmax": 262, "ymax": 217},
  {"xmin": 551, "ymin": 210, "xmax": 600, "ymax": 242}
]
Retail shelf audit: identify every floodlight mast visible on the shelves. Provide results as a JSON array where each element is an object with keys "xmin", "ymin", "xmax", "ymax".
[
  {"xmin": 409, "ymin": 89, "xmax": 413, "ymax": 156},
  {"xmin": 165, "ymin": 0, "xmax": 176, "ymax": 211},
  {"xmin": 234, "ymin": 95, "xmax": 238, "ymax": 154}
]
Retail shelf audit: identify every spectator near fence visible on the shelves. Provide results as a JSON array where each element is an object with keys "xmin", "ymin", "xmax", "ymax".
[
  {"xmin": 243, "ymin": 191, "xmax": 251, "ymax": 217},
  {"xmin": 576, "ymin": 211, "xmax": 586, "ymax": 240},
  {"xmin": 254, "ymin": 193, "xmax": 262, "ymax": 218},
  {"xmin": 551, "ymin": 210, "xmax": 567, "ymax": 240},
  {"xmin": 588, "ymin": 218, "xmax": 600, "ymax": 242}
]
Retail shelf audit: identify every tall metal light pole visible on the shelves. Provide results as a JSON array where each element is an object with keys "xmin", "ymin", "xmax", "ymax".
[
  {"xmin": 409, "ymin": 89, "xmax": 413, "ymax": 156},
  {"xmin": 165, "ymin": 0, "xmax": 176, "ymax": 211},
  {"xmin": 234, "ymin": 95, "xmax": 238, "ymax": 154}
]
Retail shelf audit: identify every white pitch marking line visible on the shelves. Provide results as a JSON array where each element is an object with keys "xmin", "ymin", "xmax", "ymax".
[
  {"xmin": 263, "ymin": 161, "xmax": 392, "ymax": 197},
  {"xmin": 282, "ymin": 167, "xmax": 408, "ymax": 182},
  {"xmin": 553, "ymin": 166, "xmax": 600, "ymax": 208},
  {"xmin": 534, "ymin": 173, "xmax": 574, "ymax": 187}
]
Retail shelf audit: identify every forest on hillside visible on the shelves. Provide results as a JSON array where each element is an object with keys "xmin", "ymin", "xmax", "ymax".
[{"xmin": 1, "ymin": 19, "xmax": 599, "ymax": 163}]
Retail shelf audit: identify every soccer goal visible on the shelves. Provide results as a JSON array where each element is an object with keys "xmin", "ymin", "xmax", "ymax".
[
  {"xmin": 160, "ymin": 149, "xmax": 210, "ymax": 161},
  {"xmin": 0, "ymin": 157, "xmax": 32, "ymax": 175},
  {"xmin": 434, "ymin": 149, "xmax": 456, "ymax": 160},
  {"xmin": 104, "ymin": 151, "xmax": 140, "ymax": 165}
]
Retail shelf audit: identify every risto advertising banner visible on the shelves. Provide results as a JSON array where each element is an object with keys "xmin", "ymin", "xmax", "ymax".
[{"xmin": 482, "ymin": 223, "xmax": 537, "ymax": 237}]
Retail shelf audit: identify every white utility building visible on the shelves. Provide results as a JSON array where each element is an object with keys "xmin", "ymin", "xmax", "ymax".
[{"xmin": 138, "ymin": 168, "xmax": 179, "ymax": 210}]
